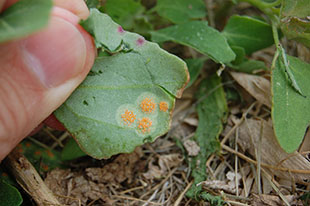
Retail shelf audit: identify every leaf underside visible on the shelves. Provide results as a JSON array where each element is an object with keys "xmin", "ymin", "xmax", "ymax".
[
  {"xmin": 55, "ymin": 9, "xmax": 189, "ymax": 159},
  {"xmin": 272, "ymin": 55, "xmax": 310, "ymax": 153}
]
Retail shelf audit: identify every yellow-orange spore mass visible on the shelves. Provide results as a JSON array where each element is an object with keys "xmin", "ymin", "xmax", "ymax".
[
  {"xmin": 140, "ymin": 97, "xmax": 156, "ymax": 113},
  {"xmin": 137, "ymin": 117, "xmax": 152, "ymax": 133},
  {"xmin": 121, "ymin": 110, "xmax": 136, "ymax": 125},
  {"xmin": 159, "ymin": 101, "xmax": 168, "ymax": 112}
]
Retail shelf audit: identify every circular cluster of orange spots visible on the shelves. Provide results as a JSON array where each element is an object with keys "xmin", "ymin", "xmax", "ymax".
[
  {"xmin": 140, "ymin": 97, "xmax": 156, "ymax": 113},
  {"xmin": 137, "ymin": 117, "xmax": 152, "ymax": 133},
  {"xmin": 159, "ymin": 101, "xmax": 168, "ymax": 112},
  {"xmin": 121, "ymin": 110, "xmax": 136, "ymax": 125},
  {"xmin": 119, "ymin": 96, "xmax": 169, "ymax": 134}
]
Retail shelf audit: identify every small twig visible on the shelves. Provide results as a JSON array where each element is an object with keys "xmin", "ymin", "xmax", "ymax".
[
  {"xmin": 173, "ymin": 180, "xmax": 193, "ymax": 206},
  {"xmin": 235, "ymin": 128, "xmax": 239, "ymax": 196},
  {"xmin": 226, "ymin": 200, "xmax": 250, "ymax": 206},
  {"xmin": 120, "ymin": 185, "xmax": 145, "ymax": 194},
  {"xmin": 43, "ymin": 128, "xmax": 64, "ymax": 147},
  {"xmin": 4, "ymin": 148, "xmax": 60, "ymax": 205},
  {"xmin": 51, "ymin": 131, "xmax": 69, "ymax": 149},
  {"xmin": 112, "ymin": 195, "xmax": 163, "ymax": 205},
  {"xmin": 206, "ymin": 102, "xmax": 257, "ymax": 167},
  {"xmin": 142, "ymin": 188, "xmax": 159, "ymax": 206},
  {"xmin": 222, "ymin": 144, "xmax": 310, "ymax": 175},
  {"xmin": 261, "ymin": 169, "xmax": 291, "ymax": 206},
  {"xmin": 256, "ymin": 120, "xmax": 263, "ymax": 194}
]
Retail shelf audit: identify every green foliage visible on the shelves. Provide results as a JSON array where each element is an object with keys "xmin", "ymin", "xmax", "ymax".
[
  {"xmin": 230, "ymin": 59, "xmax": 267, "ymax": 73},
  {"xmin": 0, "ymin": 180, "xmax": 22, "ymax": 206},
  {"xmin": 104, "ymin": 0, "xmax": 148, "ymax": 31},
  {"xmin": 155, "ymin": 0, "xmax": 207, "ymax": 24},
  {"xmin": 61, "ymin": 138, "xmax": 86, "ymax": 161},
  {"xmin": 281, "ymin": 0, "xmax": 310, "ymax": 18},
  {"xmin": 222, "ymin": 15, "xmax": 274, "ymax": 54},
  {"xmin": 85, "ymin": 0, "xmax": 99, "ymax": 9},
  {"xmin": 185, "ymin": 58, "xmax": 205, "ymax": 88},
  {"xmin": 186, "ymin": 75, "xmax": 227, "ymax": 200},
  {"xmin": 280, "ymin": 0, "xmax": 310, "ymax": 48},
  {"xmin": 272, "ymin": 55, "xmax": 310, "ymax": 153},
  {"xmin": 151, "ymin": 21, "xmax": 236, "ymax": 63},
  {"xmin": 55, "ymin": 9, "xmax": 189, "ymax": 159},
  {"xmin": 18, "ymin": 140, "xmax": 63, "ymax": 172},
  {"xmin": 0, "ymin": 0, "xmax": 52, "ymax": 43},
  {"xmin": 280, "ymin": 17, "xmax": 310, "ymax": 48}
]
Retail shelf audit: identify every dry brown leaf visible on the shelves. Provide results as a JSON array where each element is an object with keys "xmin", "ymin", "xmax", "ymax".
[
  {"xmin": 299, "ymin": 129, "xmax": 310, "ymax": 153},
  {"xmin": 252, "ymin": 194, "xmax": 301, "ymax": 206},
  {"xmin": 45, "ymin": 168, "xmax": 107, "ymax": 206},
  {"xmin": 143, "ymin": 154, "xmax": 183, "ymax": 180},
  {"xmin": 45, "ymin": 148, "xmax": 144, "ymax": 206},
  {"xmin": 86, "ymin": 147, "xmax": 143, "ymax": 184},
  {"xmin": 230, "ymin": 72, "xmax": 271, "ymax": 107},
  {"xmin": 237, "ymin": 118, "xmax": 310, "ymax": 182},
  {"xmin": 183, "ymin": 139, "xmax": 200, "ymax": 156}
]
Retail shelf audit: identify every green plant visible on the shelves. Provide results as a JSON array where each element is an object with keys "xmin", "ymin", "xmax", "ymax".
[{"xmin": 1, "ymin": 0, "xmax": 310, "ymax": 204}]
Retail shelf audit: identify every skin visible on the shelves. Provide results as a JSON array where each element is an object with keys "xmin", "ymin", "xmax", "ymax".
[{"xmin": 0, "ymin": 0, "xmax": 96, "ymax": 161}]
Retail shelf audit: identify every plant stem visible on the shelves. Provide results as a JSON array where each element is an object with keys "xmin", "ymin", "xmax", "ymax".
[{"xmin": 271, "ymin": 21, "xmax": 280, "ymax": 69}]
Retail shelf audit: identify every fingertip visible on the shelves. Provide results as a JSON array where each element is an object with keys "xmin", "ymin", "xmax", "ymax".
[{"xmin": 53, "ymin": 0, "xmax": 89, "ymax": 20}]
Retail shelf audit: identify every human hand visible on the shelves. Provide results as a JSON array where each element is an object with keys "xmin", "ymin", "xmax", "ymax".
[{"xmin": 0, "ymin": 0, "xmax": 96, "ymax": 161}]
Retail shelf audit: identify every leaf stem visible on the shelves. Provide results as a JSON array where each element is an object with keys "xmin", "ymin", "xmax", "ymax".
[{"xmin": 271, "ymin": 21, "xmax": 280, "ymax": 69}]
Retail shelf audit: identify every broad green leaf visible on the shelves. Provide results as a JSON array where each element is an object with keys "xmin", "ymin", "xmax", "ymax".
[
  {"xmin": 151, "ymin": 21, "xmax": 236, "ymax": 63},
  {"xmin": 0, "ymin": 180, "xmax": 22, "ymax": 206},
  {"xmin": 282, "ymin": 0, "xmax": 310, "ymax": 18},
  {"xmin": 55, "ymin": 9, "xmax": 189, "ymax": 159},
  {"xmin": 186, "ymin": 75, "xmax": 227, "ymax": 200},
  {"xmin": 104, "ymin": 0, "xmax": 145, "ymax": 30},
  {"xmin": 272, "ymin": 55, "xmax": 310, "ymax": 153},
  {"xmin": 61, "ymin": 138, "xmax": 86, "ymax": 161},
  {"xmin": 0, "ymin": 0, "xmax": 52, "ymax": 43},
  {"xmin": 155, "ymin": 0, "xmax": 206, "ymax": 24},
  {"xmin": 185, "ymin": 58, "xmax": 205, "ymax": 88},
  {"xmin": 222, "ymin": 15, "xmax": 274, "ymax": 54},
  {"xmin": 280, "ymin": 17, "xmax": 310, "ymax": 48}
]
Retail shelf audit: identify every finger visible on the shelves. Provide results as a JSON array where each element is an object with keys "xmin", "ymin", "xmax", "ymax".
[
  {"xmin": 0, "ymin": 9, "xmax": 96, "ymax": 161},
  {"xmin": 53, "ymin": 0, "xmax": 89, "ymax": 20}
]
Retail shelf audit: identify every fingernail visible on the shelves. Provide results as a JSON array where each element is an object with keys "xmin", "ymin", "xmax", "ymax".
[{"xmin": 22, "ymin": 16, "xmax": 87, "ymax": 88}]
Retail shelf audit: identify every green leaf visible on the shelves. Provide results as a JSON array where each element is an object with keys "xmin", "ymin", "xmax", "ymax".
[
  {"xmin": 280, "ymin": 17, "xmax": 310, "ymax": 48},
  {"xmin": 85, "ymin": 0, "xmax": 99, "ymax": 9},
  {"xmin": 230, "ymin": 46, "xmax": 246, "ymax": 65},
  {"xmin": 104, "ymin": 0, "xmax": 145, "ymax": 30},
  {"xmin": 0, "ymin": 0, "xmax": 52, "ymax": 43},
  {"xmin": 230, "ymin": 59, "xmax": 267, "ymax": 73},
  {"xmin": 55, "ymin": 9, "xmax": 189, "ymax": 159},
  {"xmin": 222, "ymin": 15, "xmax": 274, "ymax": 54},
  {"xmin": 151, "ymin": 21, "xmax": 236, "ymax": 63},
  {"xmin": 155, "ymin": 0, "xmax": 207, "ymax": 24},
  {"xmin": 185, "ymin": 58, "xmax": 205, "ymax": 88},
  {"xmin": 272, "ymin": 55, "xmax": 310, "ymax": 153},
  {"xmin": 61, "ymin": 138, "xmax": 86, "ymax": 161},
  {"xmin": 186, "ymin": 75, "xmax": 227, "ymax": 199},
  {"xmin": 0, "ymin": 180, "xmax": 22, "ymax": 206},
  {"xmin": 282, "ymin": 0, "xmax": 310, "ymax": 18}
]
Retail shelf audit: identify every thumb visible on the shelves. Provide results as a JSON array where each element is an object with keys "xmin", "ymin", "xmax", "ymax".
[{"xmin": 0, "ymin": 7, "xmax": 96, "ymax": 160}]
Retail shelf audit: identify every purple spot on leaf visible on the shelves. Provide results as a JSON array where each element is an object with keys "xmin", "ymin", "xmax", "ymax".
[
  {"xmin": 118, "ymin": 26, "xmax": 125, "ymax": 33},
  {"xmin": 136, "ymin": 37, "xmax": 145, "ymax": 46}
]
